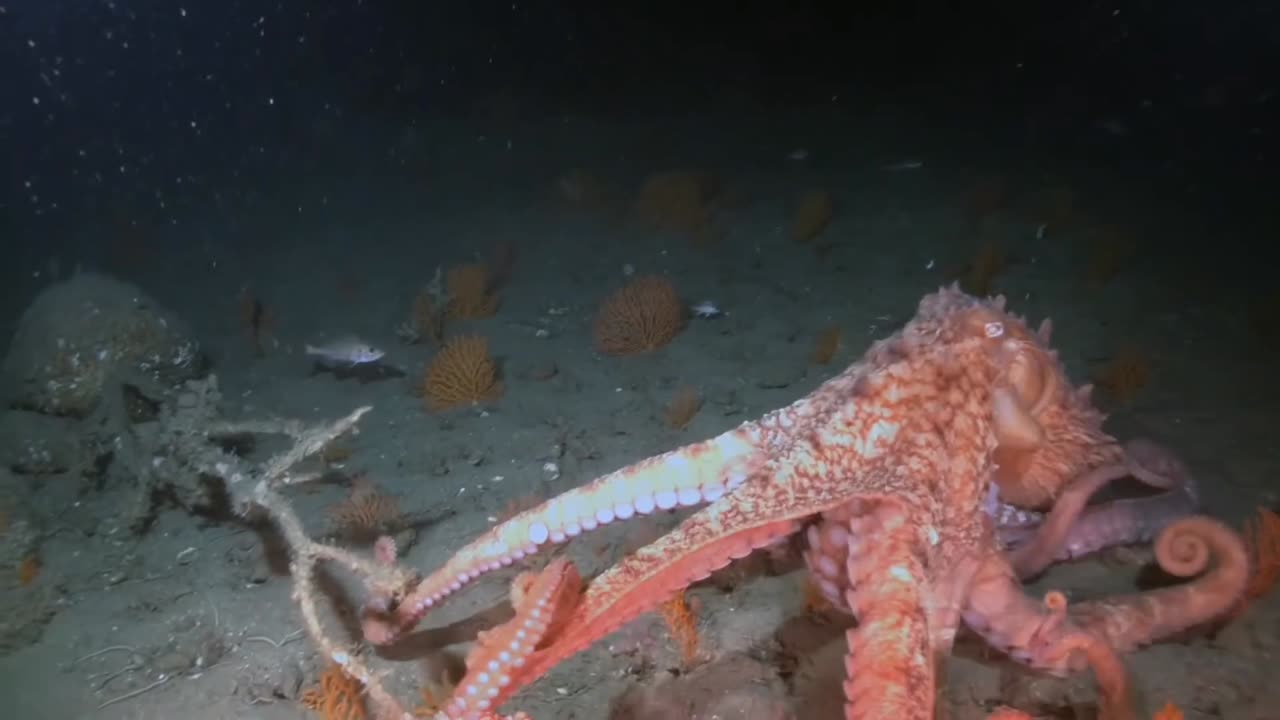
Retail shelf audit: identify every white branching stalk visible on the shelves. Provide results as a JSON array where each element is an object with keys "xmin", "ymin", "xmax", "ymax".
[{"xmin": 220, "ymin": 404, "xmax": 416, "ymax": 720}]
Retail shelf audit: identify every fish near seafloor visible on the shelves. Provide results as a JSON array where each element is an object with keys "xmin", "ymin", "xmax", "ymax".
[
  {"xmin": 305, "ymin": 337, "xmax": 385, "ymax": 367},
  {"xmin": 690, "ymin": 300, "xmax": 725, "ymax": 319}
]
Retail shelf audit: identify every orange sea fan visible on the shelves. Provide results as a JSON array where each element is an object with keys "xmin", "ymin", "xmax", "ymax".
[
  {"xmin": 1242, "ymin": 507, "xmax": 1280, "ymax": 605},
  {"xmin": 663, "ymin": 385, "xmax": 702, "ymax": 430},
  {"xmin": 593, "ymin": 275, "xmax": 686, "ymax": 356},
  {"xmin": 959, "ymin": 235, "xmax": 1006, "ymax": 297},
  {"xmin": 633, "ymin": 170, "xmax": 723, "ymax": 245},
  {"xmin": 409, "ymin": 288, "xmax": 444, "ymax": 344},
  {"xmin": 422, "ymin": 334, "xmax": 503, "ymax": 411},
  {"xmin": 810, "ymin": 325, "xmax": 841, "ymax": 365},
  {"xmin": 300, "ymin": 664, "xmax": 366, "ymax": 720},
  {"xmin": 1092, "ymin": 343, "xmax": 1151, "ymax": 406},
  {"xmin": 445, "ymin": 263, "xmax": 499, "ymax": 320},
  {"xmin": 327, "ymin": 477, "xmax": 405, "ymax": 544},
  {"xmin": 659, "ymin": 591, "xmax": 701, "ymax": 668},
  {"xmin": 791, "ymin": 189, "xmax": 833, "ymax": 244},
  {"xmin": 18, "ymin": 554, "xmax": 40, "ymax": 586}
]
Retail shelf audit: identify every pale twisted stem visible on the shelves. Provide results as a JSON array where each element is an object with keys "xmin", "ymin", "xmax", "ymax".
[{"xmin": 228, "ymin": 405, "xmax": 416, "ymax": 720}]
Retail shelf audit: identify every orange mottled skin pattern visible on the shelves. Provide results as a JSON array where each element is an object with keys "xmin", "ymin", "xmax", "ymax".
[{"xmin": 366, "ymin": 286, "xmax": 1248, "ymax": 720}]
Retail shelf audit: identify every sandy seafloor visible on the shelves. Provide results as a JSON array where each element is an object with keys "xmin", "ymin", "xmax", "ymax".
[{"xmin": 1, "ymin": 104, "xmax": 1278, "ymax": 720}]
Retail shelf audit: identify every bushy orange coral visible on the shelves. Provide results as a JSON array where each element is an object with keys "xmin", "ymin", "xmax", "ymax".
[
  {"xmin": 1092, "ymin": 343, "xmax": 1151, "ymax": 406},
  {"xmin": 659, "ymin": 591, "xmax": 701, "ymax": 668},
  {"xmin": 422, "ymin": 334, "xmax": 503, "ymax": 411},
  {"xmin": 409, "ymin": 288, "xmax": 444, "ymax": 344},
  {"xmin": 300, "ymin": 664, "xmax": 366, "ymax": 720},
  {"xmin": 445, "ymin": 263, "xmax": 499, "ymax": 320},
  {"xmin": 593, "ymin": 275, "xmax": 685, "ymax": 356},
  {"xmin": 327, "ymin": 476, "xmax": 404, "ymax": 543},
  {"xmin": 664, "ymin": 385, "xmax": 702, "ymax": 430},
  {"xmin": 810, "ymin": 325, "xmax": 841, "ymax": 365},
  {"xmin": 633, "ymin": 170, "xmax": 723, "ymax": 244},
  {"xmin": 1241, "ymin": 507, "xmax": 1280, "ymax": 608},
  {"xmin": 18, "ymin": 554, "xmax": 40, "ymax": 586},
  {"xmin": 791, "ymin": 189, "xmax": 833, "ymax": 243}
]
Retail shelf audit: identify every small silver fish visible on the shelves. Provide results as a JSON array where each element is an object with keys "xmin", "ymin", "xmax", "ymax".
[
  {"xmin": 690, "ymin": 300, "xmax": 724, "ymax": 319},
  {"xmin": 305, "ymin": 336, "xmax": 385, "ymax": 367}
]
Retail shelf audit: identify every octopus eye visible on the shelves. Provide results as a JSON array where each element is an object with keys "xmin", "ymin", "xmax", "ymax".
[{"xmin": 983, "ymin": 321, "xmax": 1004, "ymax": 338}]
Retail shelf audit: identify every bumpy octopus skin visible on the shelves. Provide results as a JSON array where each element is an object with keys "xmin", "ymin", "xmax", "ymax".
[{"xmin": 366, "ymin": 287, "xmax": 1248, "ymax": 720}]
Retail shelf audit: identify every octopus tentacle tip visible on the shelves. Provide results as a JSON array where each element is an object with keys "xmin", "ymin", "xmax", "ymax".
[
  {"xmin": 1154, "ymin": 516, "xmax": 1234, "ymax": 578},
  {"xmin": 1042, "ymin": 590, "xmax": 1068, "ymax": 613}
]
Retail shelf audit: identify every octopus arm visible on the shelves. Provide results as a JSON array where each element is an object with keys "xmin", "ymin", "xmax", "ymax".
[
  {"xmin": 1006, "ymin": 461, "xmax": 1134, "ymax": 578},
  {"xmin": 1067, "ymin": 516, "xmax": 1249, "ymax": 653},
  {"xmin": 837, "ymin": 499, "xmax": 937, "ymax": 720},
  {"xmin": 1001, "ymin": 439, "xmax": 1200, "ymax": 579},
  {"xmin": 362, "ymin": 425, "xmax": 765, "ymax": 644},
  {"xmin": 504, "ymin": 466, "xmax": 879, "ymax": 704},
  {"xmin": 962, "ymin": 549, "xmax": 1135, "ymax": 720},
  {"xmin": 435, "ymin": 559, "xmax": 580, "ymax": 720}
]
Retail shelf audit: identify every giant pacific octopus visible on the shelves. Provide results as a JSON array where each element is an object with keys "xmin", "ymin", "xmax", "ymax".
[{"xmin": 360, "ymin": 286, "xmax": 1249, "ymax": 720}]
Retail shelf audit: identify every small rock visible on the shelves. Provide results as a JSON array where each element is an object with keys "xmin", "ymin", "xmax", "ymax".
[
  {"xmin": 524, "ymin": 361, "xmax": 558, "ymax": 381},
  {"xmin": 277, "ymin": 662, "xmax": 304, "ymax": 700},
  {"xmin": 392, "ymin": 528, "xmax": 418, "ymax": 556},
  {"xmin": 756, "ymin": 366, "xmax": 803, "ymax": 389},
  {"xmin": 153, "ymin": 650, "xmax": 194, "ymax": 675},
  {"xmin": 1, "ymin": 272, "xmax": 203, "ymax": 417},
  {"xmin": 0, "ymin": 410, "xmax": 83, "ymax": 475},
  {"xmin": 245, "ymin": 555, "xmax": 271, "ymax": 585}
]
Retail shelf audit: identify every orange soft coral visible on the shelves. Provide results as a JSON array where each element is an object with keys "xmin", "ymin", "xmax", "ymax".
[
  {"xmin": 300, "ymin": 664, "xmax": 367, "ymax": 720},
  {"xmin": 422, "ymin": 335, "xmax": 503, "ymax": 411},
  {"xmin": 633, "ymin": 170, "xmax": 722, "ymax": 244},
  {"xmin": 1092, "ymin": 343, "xmax": 1151, "ymax": 406},
  {"xmin": 327, "ymin": 476, "xmax": 405, "ymax": 543},
  {"xmin": 659, "ymin": 591, "xmax": 701, "ymax": 668},
  {"xmin": 1237, "ymin": 507, "xmax": 1280, "ymax": 612},
  {"xmin": 791, "ymin": 189, "xmax": 833, "ymax": 244},
  {"xmin": 593, "ymin": 275, "xmax": 685, "ymax": 355},
  {"xmin": 445, "ymin": 263, "xmax": 499, "ymax": 320},
  {"xmin": 663, "ymin": 385, "xmax": 702, "ymax": 430}
]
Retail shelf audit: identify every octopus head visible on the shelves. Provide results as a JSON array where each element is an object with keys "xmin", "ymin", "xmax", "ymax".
[
  {"xmin": 985, "ymin": 316, "xmax": 1121, "ymax": 509},
  {"xmin": 911, "ymin": 286, "xmax": 1121, "ymax": 509}
]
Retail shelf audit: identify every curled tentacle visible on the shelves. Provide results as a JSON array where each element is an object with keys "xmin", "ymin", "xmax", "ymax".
[
  {"xmin": 1055, "ymin": 484, "xmax": 1196, "ymax": 561},
  {"xmin": 997, "ymin": 439, "xmax": 1199, "ymax": 578},
  {"xmin": 1005, "ymin": 463, "xmax": 1131, "ymax": 578},
  {"xmin": 1067, "ymin": 515, "xmax": 1249, "ymax": 653}
]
